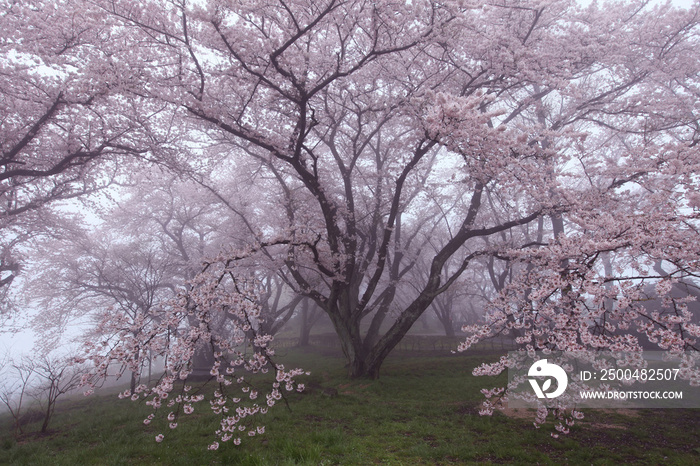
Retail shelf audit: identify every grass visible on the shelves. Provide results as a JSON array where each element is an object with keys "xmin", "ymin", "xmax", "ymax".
[{"xmin": 1, "ymin": 346, "xmax": 699, "ymax": 465}]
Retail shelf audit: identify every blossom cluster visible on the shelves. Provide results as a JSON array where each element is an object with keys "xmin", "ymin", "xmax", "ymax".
[
  {"xmin": 80, "ymin": 248, "xmax": 307, "ymax": 449},
  {"xmin": 458, "ymin": 198, "xmax": 700, "ymax": 433}
]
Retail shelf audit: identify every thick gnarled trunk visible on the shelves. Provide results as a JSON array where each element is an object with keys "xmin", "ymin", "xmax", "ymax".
[{"xmin": 331, "ymin": 293, "xmax": 435, "ymax": 379}]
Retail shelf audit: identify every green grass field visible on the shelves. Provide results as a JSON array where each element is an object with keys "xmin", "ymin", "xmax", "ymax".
[{"xmin": 1, "ymin": 347, "xmax": 699, "ymax": 465}]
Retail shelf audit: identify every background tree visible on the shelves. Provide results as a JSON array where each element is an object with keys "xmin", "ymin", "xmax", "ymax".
[
  {"xmin": 31, "ymin": 354, "xmax": 85, "ymax": 434},
  {"xmin": 254, "ymin": 273, "xmax": 303, "ymax": 337},
  {"xmin": 0, "ymin": 0, "xmax": 181, "ymax": 311},
  {"xmin": 0, "ymin": 355, "xmax": 35, "ymax": 436},
  {"xmin": 30, "ymin": 222, "xmax": 180, "ymax": 392},
  {"xmin": 296, "ymin": 298, "xmax": 326, "ymax": 347}
]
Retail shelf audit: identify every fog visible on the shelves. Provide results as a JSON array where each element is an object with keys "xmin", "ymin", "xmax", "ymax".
[{"xmin": 1, "ymin": 0, "xmax": 699, "ymax": 454}]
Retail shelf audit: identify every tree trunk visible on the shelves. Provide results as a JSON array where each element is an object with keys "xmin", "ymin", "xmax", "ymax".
[
  {"xmin": 433, "ymin": 299, "xmax": 456, "ymax": 338},
  {"xmin": 130, "ymin": 370, "xmax": 137, "ymax": 394},
  {"xmin": 189, "ymin": 343, "xmax": 216, "ymax": 380},
  {"xmin": 347, "ymin": 295, "xmax": 434, "ymax": 378},
  {"xmin": 298, "ymin": 298, "xmax": 312, "ymax": 347},
  {"xmin": 40, "ymin": 411, "xmax": 50, "ymax": 433},
  {"xmin": 40, "ymin": 393, "xmax": 54, "ymax": 434},
  {"xmin": 441, "ymin": 319, "xmax": 456, "ymax": 338},
  {"xmin": 332, "ymin": 317, "xmax": 367, "ymax": 378},
  {"xmin": 299, "ymin": 323, "xmax": 312, "ymax": 347}
]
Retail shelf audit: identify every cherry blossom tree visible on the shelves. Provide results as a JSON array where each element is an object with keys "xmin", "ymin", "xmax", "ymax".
[
  {"xmin": 0, "ymin": 0, "xmax": 181, "ymax": 309},
  {"xmin": 82, "ymin": 0, "xmax": 700, "ymax": 383},
  {"xmin": 78, "ymin": 241, "xmax": 306, "ymax": 450},
  {"xmin": 111, "ymin": 170, "xmax": 309, "ymax": 367},
  {"xmin": 451, "ymin": 0, "xmax": 700, "ymax": 433},
  {"xmin": 26, "ymin": 170, "xmax": 308, "ymax": 447},
  {"xmin": 28, "ymin": 169, "xmax": 256, "ymax": 378},
  {"xmin": 89, "ymin": 0, "xmax": 510, "ymax": 377},
  {"xmin": 29, "ymin": 220, "xmax": 180, "ymax": 391}
]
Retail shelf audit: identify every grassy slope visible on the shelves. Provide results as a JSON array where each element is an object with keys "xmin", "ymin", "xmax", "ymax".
[{"xmin": 1, "ymin": 347, "xmax": 699, "ymax": 465}]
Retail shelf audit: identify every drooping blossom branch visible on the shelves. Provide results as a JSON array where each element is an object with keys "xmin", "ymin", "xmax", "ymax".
[
  {"xmin": 460, "ymin": 201, "xmax": 700, "ymax": 434},
  {"xmin": 79, "ymin": 242, "xmax": 307, "ymax": 449}
]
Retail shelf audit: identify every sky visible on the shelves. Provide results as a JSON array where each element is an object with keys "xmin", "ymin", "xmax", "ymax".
[{"xmin": 662, "ymin": 0, "xmax": 694, "ymax": 7}]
